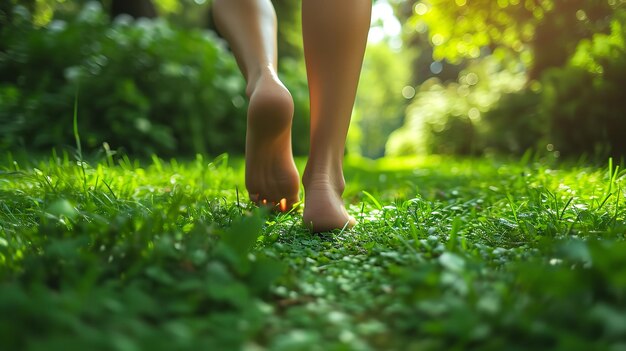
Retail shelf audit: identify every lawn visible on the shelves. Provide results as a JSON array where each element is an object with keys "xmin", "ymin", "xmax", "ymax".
[{"xmin": 1, "ymin": 152, "xmax": 625, "ymax": 351}]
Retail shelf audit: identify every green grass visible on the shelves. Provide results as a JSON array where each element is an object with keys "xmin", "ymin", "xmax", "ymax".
[{"xmin": 1, "ymin": 151, "xmax": 625, "ymax": 351}]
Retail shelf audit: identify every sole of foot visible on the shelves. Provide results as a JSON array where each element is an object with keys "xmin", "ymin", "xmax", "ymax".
[{"xmin": 245, "ymin": 74, "xmax": 301, "ymax": 212}]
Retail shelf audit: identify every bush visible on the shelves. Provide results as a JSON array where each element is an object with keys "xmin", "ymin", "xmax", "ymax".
[
  {"xmin": 542, "ymin": 17, "xmax": 626, "ymax": 157},
  {"xmin": 388, "ymin": 11, "xmax": 626, "ymax": 159},
  {"xmin": 483, "ymin": 14, "xmax": 626, "ymax": 158},
  {"xmin": 386, "ymin": 57, "xmax": 526, "ymax": 156},
  {"xmin": 479, "ymin": 88, "xmax": 546, "ymax": 154},
  {"xmin": 0, "ymin": 3, "xmax": 311, "ymax": 157}
]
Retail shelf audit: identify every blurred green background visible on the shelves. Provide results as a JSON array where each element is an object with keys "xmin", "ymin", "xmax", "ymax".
[{"xmin": 1, "ymin": 0, "xmax": 625, "ymax": 159}]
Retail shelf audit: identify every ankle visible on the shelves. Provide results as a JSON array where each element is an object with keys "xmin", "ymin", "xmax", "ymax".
[
  {"xmin": 246, "ymin": 65, "xmax": 280, "ymax": 97},
  {"xmin": 303, "ymin": 164, "xmax": 345, "ymax": 195}
]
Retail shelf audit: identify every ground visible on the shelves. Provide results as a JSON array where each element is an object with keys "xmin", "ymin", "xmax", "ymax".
[{"xmin": 0, "ymin": 152, "xmax": 625, "ymax": 351}]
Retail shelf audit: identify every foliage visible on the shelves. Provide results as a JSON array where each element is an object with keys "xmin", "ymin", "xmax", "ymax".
[
  {"xmin": 0, "ymin": 3, "xmax": 311, "ymax": 157},
  {"xmin": 3, "ymin": 0, "xmax": 201, "ymax": 26},
  {"xmin": 389, "ymin": 6, "xmax": 626, "ymax": 158},
  {"xmin": 278, "ymin": 57, "xmax": 311, "ymax": 156},
  {"xmin": 350, "ymin": 43, "xmax": 412, "ymax": 158},
  {"xmin": 483, "ymin": 14, "xmax": 626, "ymax": 157},
  {"xmin": 271, "ymin": 0, "xmax": 304, "ymax": 61},
  {"xmin": 1, "ymin": 3, "xmax": 242, "ymax": 155},
  {"xmin": 542, "ymin": 16, "xmax": 626, "ymax": 157},
  {"xmin": 386, "ymin": 56, "xmax": 526, "ymax": 156},
  {"xmin": 383, "ymin": 0, "xmax": 625, "ymax": 159},
  {"xmin": 0, "ymin": 152, "xmax": 284, "ymax": 350},
  {"xmin": 477, "ymin": 88, "xmax": 545, "ymax": 154},
  {"xmin": 408, "ymin": 0, "xmax": 617, "ymax": 74},
  {"xmin": 1, "ymin": 152, "xmax": 625, "ymax": 350}
]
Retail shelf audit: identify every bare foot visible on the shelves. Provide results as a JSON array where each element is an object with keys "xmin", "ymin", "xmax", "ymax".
[
  {"xmin": 302, "ymin": 169, "xmax": 356, "ymax": 232},
  {"xmin": 245, "ymin": 72, "xmax": 300, "ymax": 212}
]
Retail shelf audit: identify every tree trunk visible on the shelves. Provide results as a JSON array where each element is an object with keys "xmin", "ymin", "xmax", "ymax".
[{"xmin": 110, "ymin": 0, "xmax": 157, "ymax": 19}]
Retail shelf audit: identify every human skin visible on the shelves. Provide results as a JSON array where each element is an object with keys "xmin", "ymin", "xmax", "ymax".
[
  {"xmin": 301, "ymin": 0, "xmax": 371, "ymax": 232},
  {"xmin": 213, "ymin": 0, "xmax": 301, "ymax": 213},
  {"xmin": 213, "ymin": 0, "xmax": 371, "ymax": 232}
]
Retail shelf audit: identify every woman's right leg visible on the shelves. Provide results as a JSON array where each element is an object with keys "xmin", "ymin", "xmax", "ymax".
[
  {"xmin": 213, "ymin": 0, "xmax": 300, "ymax": 211},
  {"xmin": 301, "ymin": 0, "xmax": 371, "ymax": 232}
]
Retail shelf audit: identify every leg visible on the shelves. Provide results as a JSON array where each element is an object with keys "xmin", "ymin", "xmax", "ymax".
[
  {"xmin": 301, "ymin": 0, "xmax": 371, "ymax": 232},
  {"xmin": 213, "ymin": 0, "xmax": 300, "ymax": 211}
]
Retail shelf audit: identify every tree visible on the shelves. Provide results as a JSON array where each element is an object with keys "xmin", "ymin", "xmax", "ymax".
[
  {"xmin": 406, "ymin": 0, "xmax": 617, "ymax": 78},
  {"xmin": 110, "ymin": 0, "xmax": 157, "ymax": 19}
]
